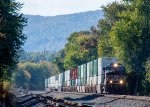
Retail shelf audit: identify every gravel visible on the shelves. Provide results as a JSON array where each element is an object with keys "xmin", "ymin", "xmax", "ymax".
[{"xmin": 45, "ymin": 92, "xmax": 150, "ymax": 107}]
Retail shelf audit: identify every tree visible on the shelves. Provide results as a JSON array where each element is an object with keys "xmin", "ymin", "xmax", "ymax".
[
  {"xmin": 54, "ymin": 49, "xmax": 66, "ymax": 72},
  {"xmin": 97, "ymin": 2, "xmax": 125, "ymax": 57},
  {"xmin": 142, "ymin": 59, "xmax": 150, "ymax": 95},
  {"xmin": 110, "ymin": 0, "xmax": 150, "ymax": 94},
  {"xmin": 14, "ymin": 61, "xmax": 59, "ymax": 90},
  {"xmin": 15, "ymin": 69, "xmax": 31, "ymax": 89},
  {"xmin": 63, "ymin": 31, "xmax": 98, "ymax": 69},
  {"xmin": 0, "ymin": 0, "xmax": 26, "ymax": 81}
]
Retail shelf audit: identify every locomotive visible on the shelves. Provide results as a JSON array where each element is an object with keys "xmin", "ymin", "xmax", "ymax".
[
  {"xmin": 103, "ymin": 63, "xmax": 126, "ymax": 94},
  {"xmin": 45, "ymin": 57, "xmax": 127, "ymax": 94}
]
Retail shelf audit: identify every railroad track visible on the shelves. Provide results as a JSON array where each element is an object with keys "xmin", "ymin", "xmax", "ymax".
[
  {"xmin": 16, "ymin": 93, "xmax": 92, "ymax": 107},
  {"xmin": 16, "ymin": 92, "xmax": 150, "ymax": 107},
  {"xmin": 45, "ymin": 91, "xmax": 150, "ymax": 102}
]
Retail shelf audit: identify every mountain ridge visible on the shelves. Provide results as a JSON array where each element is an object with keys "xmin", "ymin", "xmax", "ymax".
[{"xmin": 23, "ymin": 10, "xmax": 103, "ymax": 52}]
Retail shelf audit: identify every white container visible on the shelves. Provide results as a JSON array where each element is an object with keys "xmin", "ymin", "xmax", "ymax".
[
  {"xmin": 75, "ymin": 79, "xmax": 78, "ymax": 86},
  {"xmin": 77, "ymin": 86, "xmax": 80, "ymax": 92},
  {"xmin": 58, "ymin": 73, "xmax": 62, "ymax": 83},
  {"xmin": 93, "ymin": 76, "xmax": 97, "ymax": 85},
  {"xmin": 81, "ymin": 65, "xmax": 84, "ymax": 78},
  {"xmin": 96, "ymin": 85, "xmax": 101, "ymax": 93},
  {"xmin": 89, "ymin": 77, "xmax": 93, "ymax": 86},
  {"xmin": 82, "ymin": 86, "xmax": 85, "ymax": 93},
  {"xmin": 87, "ymin": 62, "xmax": 90, "ymax": 77},
  {"xmin": 65, "ymin": 70, "xmax": 70, "ymax": 81},
  {"xmin": 67, "ymin": 81, "xmax": 70, "ymax": 87},
  {"xmin": 52, "ymin": 76, "xmax": 55, "ymax": 84},
  {"xmin": 89, "ymin": 76, "xmax": 97, "ymax": 86},
  {"xmin": 55, "ymin": 80, "xmax": 58, "ymax": 89},
  {"xmin": 87, "ymin": 77, "xmax": 90, "ymax": 86},
  {"xmin": 65, "ymin": 71, "xmax": 67, "ymax": 81},
  {"xmin": 68, "ymin": 70, "xmax": 70, "ymax": 81}
]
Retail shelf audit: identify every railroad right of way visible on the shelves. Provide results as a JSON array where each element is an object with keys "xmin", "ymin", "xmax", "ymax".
[{"xmin": 16, "ymin": 91, "xmax": 150, "ymax": 107}]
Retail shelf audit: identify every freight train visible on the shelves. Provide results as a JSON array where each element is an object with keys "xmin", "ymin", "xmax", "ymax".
[{"xmin": 45, "ymin": 57, "xmax": 126, "ymax": 94}]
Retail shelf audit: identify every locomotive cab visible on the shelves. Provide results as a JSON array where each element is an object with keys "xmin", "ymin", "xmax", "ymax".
[{"xmin": 103, "ymin": 63, "xmax": 126, "ymax": 94}]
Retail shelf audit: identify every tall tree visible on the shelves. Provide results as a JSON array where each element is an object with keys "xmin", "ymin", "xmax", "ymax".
[
  {"xmin": 0, "ymin": 0, "xmax": 26, "ymax": 81},
  {"xmin": 110, "ymin": 0, "xmax": 150, "ymax": 94},
  {"xmin": 63, "ymin": 31, "xmax": 98, "ymax": 69},
  {"xmin": 97, "ymin": 2, "xmax": 125, "ymax": 57}
]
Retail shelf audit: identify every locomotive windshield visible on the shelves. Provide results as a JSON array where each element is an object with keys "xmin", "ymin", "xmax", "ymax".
[{"xmin": 104, "ymin": 63, "xmax": 125, "ymax": 75}]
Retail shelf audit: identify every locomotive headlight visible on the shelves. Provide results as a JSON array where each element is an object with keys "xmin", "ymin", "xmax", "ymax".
[
  {"xmin": 110, "ymin": 80, "xmax": 113, "ymax": 84},
  {"xmin": 114, "ymin": 63, "xmax": 118, "ymax": 67},
  {"xmin": 119, "ymin": 80, "xmax": 123, "ymax": 84}
]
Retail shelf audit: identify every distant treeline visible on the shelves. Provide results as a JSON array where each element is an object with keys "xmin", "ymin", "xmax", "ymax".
[
  {"xmin": 14, "ymin": 51, "xmax": 59, "ymax": 90},
  {"xmin": 14, "ymin": 61, "xmax": 59, "ymax": 90},
  {"xmin": 19, "ymin": 51, "xmax": 56, "ymax": 63}
]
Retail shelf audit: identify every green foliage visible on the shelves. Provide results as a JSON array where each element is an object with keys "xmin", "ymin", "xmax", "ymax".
[
  {"xmin": 62, "ymin": 31, "xmax": 98, "ymax": 69},
  {"xmin": 15, "ymin": 69, "xmax": 31, "ymax": 89},
  {"xmin": 97, "ymin": 2, "xmax": 125, "ymax": 57},
  {"xmin": 0, "ymin": 0, "xmax": 26, "ymax": 80},
  {"xmin": 14, "ymin": 61, "xmax": 59, "ymax": 90},
  {"xmin": 19, "ymin": 51, "xmax": 56, "ymax": 63},
  {"xmin": 54, "ymin": 50, "xmax": 66, "ymax": 72},
  {"xmin": 110, "ymin": 0, "xmax": 150, "ymax": 94},
  {"xmin": 142, "ymin": 60, "xmax": 150, "ymax": 95}
]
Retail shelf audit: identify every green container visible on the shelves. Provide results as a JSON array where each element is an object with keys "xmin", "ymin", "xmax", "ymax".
[
  {"xmin": 78, "ymin": 66, "xmax": 81, "ymax": 79},
  {"xmin": 70, "ymin": 80, "xmax": 72, "ymax": 86},
  {"xmin": 93, "ymin": 59, "xmax": 98, "ymax": 76},
  {"xmin": 71, "ymin": 80, "xmax": 75, "ymax": 86},
  {"xmin": 89, "ymin": 61, "xmax": 94, "ymax": 77},
  {"xmin": 83, "ymin": 64, "xmax": 87, "ymax": 78}
]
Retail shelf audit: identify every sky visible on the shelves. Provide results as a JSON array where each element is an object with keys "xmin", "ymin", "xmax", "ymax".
[{"xmin": 17, "ymin": 0, "xmax": 121, "ymax": 16}]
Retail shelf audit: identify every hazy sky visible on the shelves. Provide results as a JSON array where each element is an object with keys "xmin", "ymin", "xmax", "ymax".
[{"xmin": 17, "ymin": 0, "xmax": 121, "ymax": 16}]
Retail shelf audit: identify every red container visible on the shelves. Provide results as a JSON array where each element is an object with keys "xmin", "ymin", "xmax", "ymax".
[
  {"xmin": 70, "ymin": 67, "xmax": 78, "ymax": 80},
  {"xmin": 74, "ymin": 67, "xmax": 78, "ymax": 79},
  {"xmin": 70, "ymin": 69, "xmax": 74, "ymax": 80}
]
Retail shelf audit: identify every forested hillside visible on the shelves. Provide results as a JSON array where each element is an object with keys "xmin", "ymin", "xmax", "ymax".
[{"xmin": 23, "ymin": 10, "xmax": 103, "ymax": 52}]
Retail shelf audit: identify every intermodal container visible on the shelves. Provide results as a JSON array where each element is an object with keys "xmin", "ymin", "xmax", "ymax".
[
  {"xmin": 70, "ymin": 69, "xmax": 73, "ymax": 80},
  {"xmin": 65, "ymin": 70, "xmax": 70, "ymax": 81},
  {"xmin": 83, "ymin": 64, "xmax": 87, "ymax": 77},
  {"xmin": 78, "ymin": 66, "xmax": 81, "ymax": 79},
  {"xmin": 89, "ymin": 61, "xmax": 94, "ymax": 77},
  {"xmin": 93, "ymin": 59, "xmax": 98, "ymax": 76},
  {"xmin": 77, "ymin": 78, "xmax": 80, "ymax": 86},
  {"xmin": 81, "ymin": 65, "xmax": 84, "ymax": 78},
  {"xmin": 45, "ymin": 78, "xmax": 48, "ymax": 88},
  {"xmin": 87, "ymin": 62, "xmax": 90, "ymax": 85},
  {"xmin": 74, "ymin": 67, "xmax": 78, "ymax": 79}
]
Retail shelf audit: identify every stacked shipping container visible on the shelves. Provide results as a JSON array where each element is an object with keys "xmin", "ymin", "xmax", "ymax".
[{"xmin": 45, "ymin": 57, "xmax": 118, "ymax": 93}]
